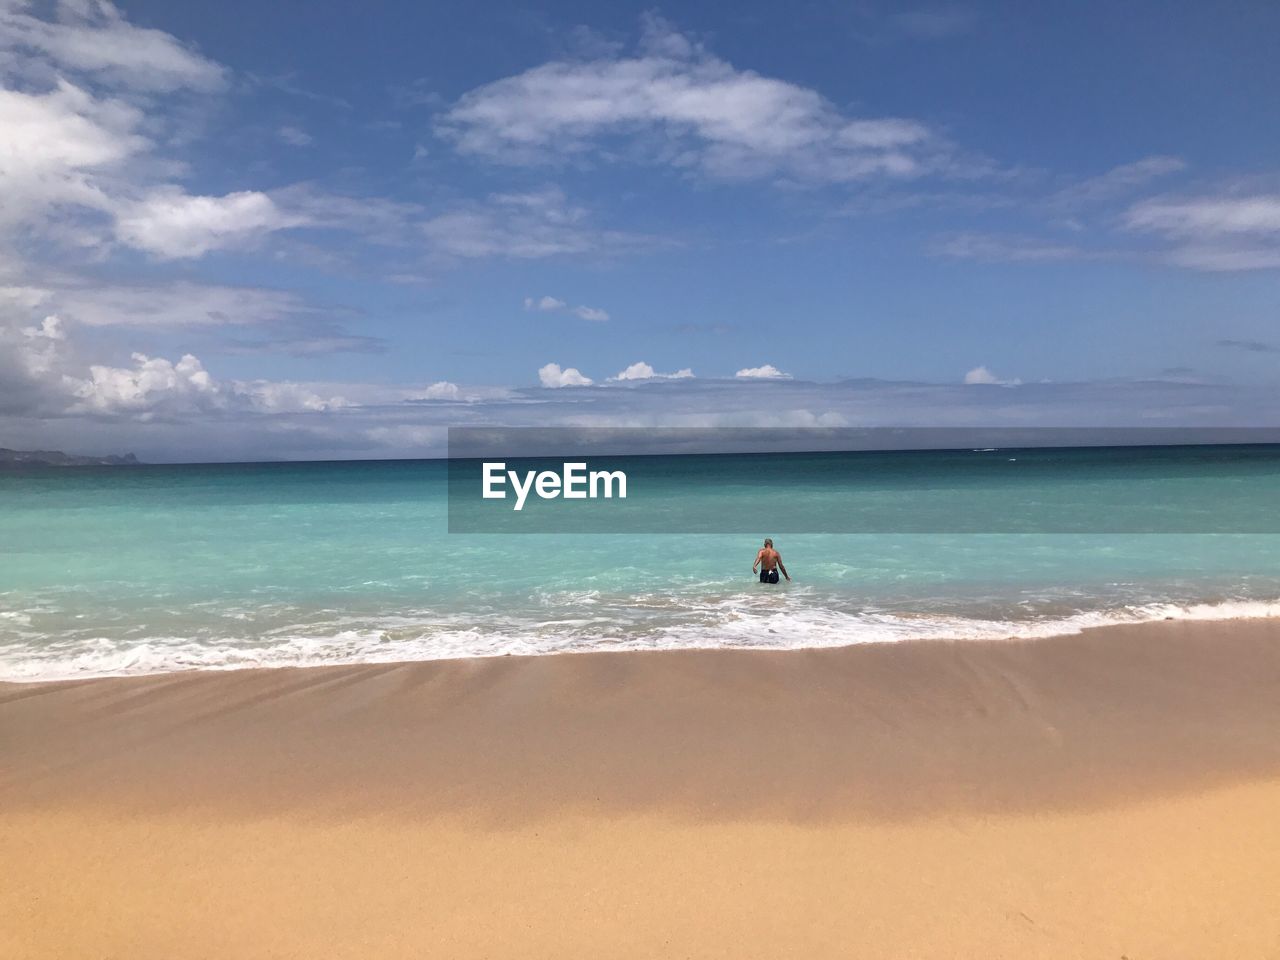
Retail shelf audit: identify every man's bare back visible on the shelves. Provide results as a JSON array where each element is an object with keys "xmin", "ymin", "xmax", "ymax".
[{"xmin": 752, "ymin": 538, "xmax": 790, "ymax": 584}]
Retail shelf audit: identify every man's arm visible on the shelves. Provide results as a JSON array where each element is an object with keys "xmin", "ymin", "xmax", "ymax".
[
  {"xmin": 777, "ymin": 555, "xmax": 791, "ymax": 581},
  {"xmin": 753, "ymin": 549, "xmax": 763, "ymax": 573}
]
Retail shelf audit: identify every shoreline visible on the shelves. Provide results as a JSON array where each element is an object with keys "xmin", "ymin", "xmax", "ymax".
[
  {"xmin": 6, "ymin": 616, "xmax": 1280, "ymax": 820},
  {"xmin": 5, "ymin": 616, "xmax": 1280, "ymax": 958},
  {"xmin": 5, "ymin": 602, "xmax": 1280, "ymax": 685}
]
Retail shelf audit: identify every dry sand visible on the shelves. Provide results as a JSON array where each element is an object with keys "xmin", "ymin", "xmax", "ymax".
[{"xmin": 4, "ymin": 618, "xmax": 1280, "ymax": 958}]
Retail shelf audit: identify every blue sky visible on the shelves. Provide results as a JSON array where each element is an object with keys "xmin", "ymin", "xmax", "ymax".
[{"xmin": 2, "ymin": 0, "xmax": 1279, "ymax": 460}]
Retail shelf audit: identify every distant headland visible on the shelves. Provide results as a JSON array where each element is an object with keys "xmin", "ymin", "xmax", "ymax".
[{"xmin": 0, "ymin": 448, "xmax": 141, "ymax": 468}]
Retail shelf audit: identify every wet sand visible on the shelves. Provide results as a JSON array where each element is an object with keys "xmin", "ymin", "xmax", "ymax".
[{"xmin": 4, "ymin": 618, "xmax": 1280, "ymax": 958}]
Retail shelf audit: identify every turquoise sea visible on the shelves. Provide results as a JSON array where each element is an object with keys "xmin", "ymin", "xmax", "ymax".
[{"xmin": 3, "ymin": 446, "xmax": 1280, "ymax": 681}]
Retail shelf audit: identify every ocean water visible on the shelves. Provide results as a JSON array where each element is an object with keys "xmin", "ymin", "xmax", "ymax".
[{"xmin": 3, "ymin": 448, "xmax": 1280, "ymax": 681}]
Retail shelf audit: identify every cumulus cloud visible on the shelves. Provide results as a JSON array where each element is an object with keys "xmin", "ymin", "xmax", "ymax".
[
  {"xmin": 0, "ymin": 3, "xmax": 432, "ymax": 266},
  {"xmin": 613, "ymin": 361, "xmax": 658, "ymax": 381},
  {"xmin": 437, "ymin": 14, "xmax": 953, "ymax": 184},
  {"xmin": 5, "ymin": 310, "xmax": 1278, "ymax": 462},
  {"xmin": 573, "ymin": 305, "xmax": 610, "ymax": 322},
  {"xmin": 73, "ymin": 352, "xmax": 353, "ymax": 417},
  {"xmin": 0, "ymin": 0, "xmax": 226, "ymax": 92},
  {"xmin": 418, "ymin": 381, "xmax": 461, "ymax": 400},
  {"xmin": 0, "ymin": 306, "xmax": 358, "ymax": 420},
  {"xmin": 236, "ymin": 379, "xmax": 350, "ymax": 413},
  {"xmin": 538, "ymin": 362, "xmax": 594, "ymax": 388},
  {"xmin": 611, "ymin": 361, "xmax": 695, "ymax": 381},
  {"xmin": 0, "ymin": 79, "xmax": 144, "ymax": 232},
  {"xmin": 73, "ymin": 351, "xmax": 220, "ymax": 416},
  {"xmin": 0, "ymin": 5, "xmax": 306, "ymax": 261},
  {"xmin": 3, "ymin": 313, "xmax": 68, "ymax": 408},
  {"xmin": 735, "ymin": 364, "xmax": 791, "ymax": 379},
  {"xmin": 0, "ymin": 3, "xmax": 652, "ymax": 283},
  {"xmin": 963, "ymin": 365, "xmax": 1021, "ymax": 386},
  {"xmin": 114, "ymin": 188, "xmax": 300, "ymax": 259},
  {"xmin": 22, "ymin": 314, "xmax": 66, "ymax": 341}
]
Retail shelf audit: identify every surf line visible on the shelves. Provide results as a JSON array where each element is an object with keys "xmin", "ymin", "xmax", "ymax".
[{"xmin": 482, "ymin": 462, "xmax": 627, "ymax": 511}]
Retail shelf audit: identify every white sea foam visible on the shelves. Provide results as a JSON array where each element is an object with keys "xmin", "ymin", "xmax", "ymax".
[{"xmin": 2, "ymin": 596, "xmax": 1279, "ymax": 683}]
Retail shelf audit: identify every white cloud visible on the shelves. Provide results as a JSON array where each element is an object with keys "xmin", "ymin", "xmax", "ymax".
[
  {"xmin": 0, "ymin": 80, "xmax": 143, "ymax": 231},
  {"xmin": 74, "ymin": 353, "xmax": 355, "ymax": 417},
  {"xmin": 735, "ymin": 364, "xmax": 791, "ymax": 379},
  {"xmin": 0, "ymin": 284, "xmax": 47, "ymax": 312},
  {"xmin": 522, "ymin": 294, "xmax": 610, "ymax": 321},
  {"xmin": 538, "ymin": 362, "xmax": 593, "ymax": 388},
  {"xmin": 524, "ymin": 294, "xmax": 566, "ymax": 311},
  {"xmin": 1049, "ymin": 156, "xmax": 1186, "ymax": 208},
  {"xmin": 8, "ymin": 275, "xmax": 381, "ymax": 354},
  {"xmin": 0, "ymin": 5, "xmax": 314, "ymax": 260},
  {"xmin": 73, "ymin": 351, "xmax": 221, "ymax": 415},
  {"xmin": 236, "ymin": 380, "xmax": 350, "ymax": 413},
  {"xmin": 422, "ymin": 187, "xmax": 648, "ymax": 260},
  {"xmin": 0, "ymin": 316, "xmax": 64, "ymax": 413},
  {"xmin": 0, "ymin": 306, "xmax": 359, "ymax": 419},
  {"xmin": 1124, "ymin": 193, "xmax": 1280, "ymax": 272},
  {"xmin": 0, "ymin": 79, "xmax": 300, "ymax": 258},
  {"xmin": 0, "ymin": 79, "xmax": 142, "ymax": 172},
  {"xmin": 419, "ymin": 380, "xmax": 461, "ymax": 400},
  {"xmin": 437, "ymin": 15, "xmax": 949, "ymax": 184},
  {"xmin": 115, "ymin": 188, "xmax": 298, "ymax": 259},
  {"xmin": 12, "ymin": 313, "xmax": 66, "ymax": 381},
  {"xmin": 0, "ymin": 0, "xmax": 226, "ymax": 92},
  {"xmin": 1, "ymin": 4, "xmax": 648, "ymax": 270},
  {"xmin": 614, "ymin": 361, "xmax": 656, "ymax": 380},
  {"xmin": 935, "ymin": 186, "xmax": 1280, "ymax": 274},
  {"xmin": 5, "ymin": 309, "xmax": 1278, "ymax": 462},
  {"xmin": 22, "ymin": 314, "xmax": 66, "ymax": 341},
  {"xmin": 611, "ymin": 361, "xmax": 694, "ymax": 381},
  {"xmin": 1125, "ymin": 195, "xmax": 1280, "ymax": 237},
  {"xmin": 46, "ymin": 281, "xmax": 307, "ymax": 327},
  {"xmin": 963, "ymin": 365, "xmax": 1021, "ymax": 386},
  {"xmin": 268, "ymin": 186, "xmax": 427, "ymax": 248}
]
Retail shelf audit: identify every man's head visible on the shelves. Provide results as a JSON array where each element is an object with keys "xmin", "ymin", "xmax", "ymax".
[{"xmin": 763, "ymin": 538, "xmax": 773, "ymax": 548}]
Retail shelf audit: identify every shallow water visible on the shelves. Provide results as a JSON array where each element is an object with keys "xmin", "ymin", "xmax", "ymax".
[{"xmin": 3, "ymin": 450, "xmax": 1280, "ymax": 680}]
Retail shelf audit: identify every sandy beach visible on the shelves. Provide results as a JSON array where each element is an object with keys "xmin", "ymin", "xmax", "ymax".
[{"xmin": 4, "ymin": 618, "xmax": 1280, "ymax": 958}]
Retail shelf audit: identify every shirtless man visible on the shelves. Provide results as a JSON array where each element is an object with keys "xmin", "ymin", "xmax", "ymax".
[{"xmin": 752, "ymin": 538, "xmax": 790, "ymax": 584}]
